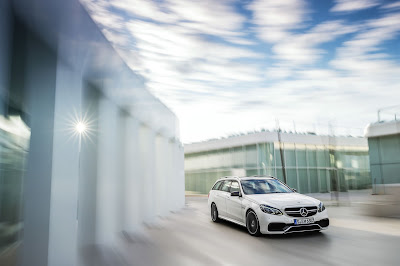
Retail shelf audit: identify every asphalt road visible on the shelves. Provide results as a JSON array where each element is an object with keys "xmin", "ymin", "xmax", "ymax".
[{"xmin": 115, "ymin": 197, "xmax": 400, "ymax": 266}]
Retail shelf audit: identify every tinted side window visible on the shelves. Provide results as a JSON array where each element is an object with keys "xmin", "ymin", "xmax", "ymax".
[
  {"xmin": 220, "ymin": 181, "xmax": 232, "ymax": 192},
  {"xmin": 230, "ymin": 181, "xmax": 240, "ymax": 193},
  {"xmin": 212, "ymin": 181, "xmax": 222, "ymax": 190}
]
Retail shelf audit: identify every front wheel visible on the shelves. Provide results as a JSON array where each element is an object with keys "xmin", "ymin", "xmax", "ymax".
[
  {"xmin": 246, "ymin": 210, "xmax": 261, "ymax": 236},
  {"xmin": 211, "ymin": 203, "xmax": 220, "ymax": 222}
]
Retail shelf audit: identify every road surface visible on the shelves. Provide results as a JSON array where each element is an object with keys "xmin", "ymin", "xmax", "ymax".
[{"xmin": 104, "ymin": 197, "xmax": 400, "ymax": 266}]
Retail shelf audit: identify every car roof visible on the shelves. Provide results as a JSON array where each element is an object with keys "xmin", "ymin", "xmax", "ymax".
[{"xmin": 240, "ymin": 176, "xmax": 275, "ymax": 180}]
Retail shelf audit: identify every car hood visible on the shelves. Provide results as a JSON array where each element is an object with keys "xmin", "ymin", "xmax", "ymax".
[{"xmin": 244, "ymin": 193, "xmax": 320, "ymax": 208}]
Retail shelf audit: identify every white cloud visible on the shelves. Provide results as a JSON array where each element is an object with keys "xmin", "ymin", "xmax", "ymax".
[
  {"xmin": 81, "ymin": 0, "xmax": 125, "ymax": 29},
  {"xmin": 331, "ymin": 0, "xmax": 380, "ymax": 12},
  {"xmin": 109, "ymin": 0, "xmax": 249, "ymax": 42},
  {"xmin": 248, "ymin": 0, "xmax": 359, "ymax": 66},
  {"xmin": 266, "ymin": 66, "xmax": 292, "ymax": 79},
  {"xmin": 381, "ymin": 1, "xmax": 400, "ymax": 10},
  {"xmin": 80, "ymin": 0, "xmax": 400, "ymax": 143},
  {"xmin": 248, "ymin": 0, "xmax": 308, "ymax": 28},
  {"xmin": 333, "ymin": 13, "xmax": 400, "ymax": 62},
  {"xmin": 270, "ymin": 20, "xmax": 359, "ymax": 66},
  {"xmin": 247, "ymin": 0, "xmax": 308, "ymax": 43},
  {"xmin": 167, "ymin": 0, "xmax": 245, "ymax": 37},
  {"xmin": 110, "ymin": 0, "xmax": 178, "ymax": 23}
]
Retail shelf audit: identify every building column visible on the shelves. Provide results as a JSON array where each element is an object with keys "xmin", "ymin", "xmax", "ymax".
[
  {"xmin": 138, "ymin": 125, "xmax": 156, "ymax": 224},
  {"xmin": 47, "ymin": 60, "xmax": 82, "ymax": 266},
  {"xmin": 95, "ymin": 98, "xmax": 121, "ymax": 245},
  {"xmin": 165, "ymin": 139, "xmax": 174, "ymax": 211},
  {"xmin": 155, "ymin": 135, "xmax": 168, "ymax": 218},
  {"xmin": 77, "ymin": 85, "xmax": 99, "ymax": 265},
  {"xmin": 20, "ymin": 27, "xmax": 58, "ymax": 266},
  {"xmin": 168, "ymin": 139, "xmax": 184, "ymax": 212},
  {"xmin": 176, "ymin": 143, "xmax": 185, "ymax": 209},
  {"xmin": 123, "ymin": 115, "xmax": 141, "ymax": 232}
]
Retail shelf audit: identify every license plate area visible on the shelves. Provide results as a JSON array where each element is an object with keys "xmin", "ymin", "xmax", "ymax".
[{"xmin": 294, "ymin": 218, "xmax": 314, "ymax": 225}]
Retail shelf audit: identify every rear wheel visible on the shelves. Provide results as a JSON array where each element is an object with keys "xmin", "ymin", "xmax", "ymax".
[
  {"xmin": 211, "ymin": 203, "xmax": 220, "ymax": 222},
  {"xmin": 246, "ymin": 210, "xmax": 261, "ymax": 236}
]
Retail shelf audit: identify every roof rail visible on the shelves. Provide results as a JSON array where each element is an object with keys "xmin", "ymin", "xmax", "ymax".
[{"xmin": 251, "ymin": 175, "xmax": 277, "ymax": 179}]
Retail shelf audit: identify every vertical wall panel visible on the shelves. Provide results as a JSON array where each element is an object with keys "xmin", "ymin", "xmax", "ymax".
[
  {"xmin": 47, "ymin": 61, "xmax": 81, "ymax": 266},
  {"xmin": 122, "ymin": 116, "xmax": 141, "ymax": 231},
  {"xmin": 95, "ymin": 98, "xmax": 119, "ymax": 245},
  {"xmin": 0, "ymin": 0, "xmax": 11, "ymax": 115},
  {"xmin": 21, "ymin": 29, "xmax": 58, "ymax": 266},
  {"xmin": 77, "ymin": 85, "xmax": 99, "ymax": 262},
  {"xmin": 138, "ymin": 126, "xmax": 157, "ymax": 223}
]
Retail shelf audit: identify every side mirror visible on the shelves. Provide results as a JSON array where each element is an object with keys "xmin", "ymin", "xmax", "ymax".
[{"xmin": 231, "ymin": 191, "xmax": 240, "ymax": 197}]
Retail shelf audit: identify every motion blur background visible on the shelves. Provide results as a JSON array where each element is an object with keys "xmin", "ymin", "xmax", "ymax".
[
  {"xmin": 1, "ymin": 0, "xmax": 400, "ymax": 265},
  {"xmin": 0, "ymin": 0, "xmax": 184, "ymax": 265}
]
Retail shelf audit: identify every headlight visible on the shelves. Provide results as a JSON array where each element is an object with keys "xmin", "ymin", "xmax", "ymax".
[
  {"xmin": 260, "ymin": 204, "xmax": 283, "ymax": 215},
  {"xmin": 318, "ymin": 202, "xmax": 326, "ymax": 212}
]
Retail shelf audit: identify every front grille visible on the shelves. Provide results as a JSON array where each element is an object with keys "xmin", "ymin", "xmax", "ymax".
[{"xmin": 284, "ymin": 206, "xmax": 318, "ymax": 217}]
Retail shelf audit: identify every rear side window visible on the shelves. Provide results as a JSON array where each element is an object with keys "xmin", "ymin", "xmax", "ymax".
[
  {"xmin": 220, "ymin": 181, "xmax": 232, "ymax": 192},
  {"xmin": 212, "ymin": 181, "xmax": 222, "ymax": 190}
]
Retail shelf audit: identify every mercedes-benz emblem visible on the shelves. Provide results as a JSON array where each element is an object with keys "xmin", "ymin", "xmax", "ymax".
[{"xmin": 300, "ymin": 208, "xmax": 308, "ymax": 217}]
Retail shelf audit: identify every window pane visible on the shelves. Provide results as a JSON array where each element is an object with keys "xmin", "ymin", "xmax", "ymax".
[
  {"xmin": 0, "ymin": 116, "xmax": 30, "ymax": 256},
  {"xmin": 212, "ymin": 181, "xmax": 222, "ymax": 190},
  {"xmin": 306, "ymin": 146, "xmax": 317, "ymax": 167},
  {"xmin": 232, "ymin": 147, "xmax": 244, "ymax": 168},
  {"xmin": 309, "ymin": 169, "xmax": 319, "ymax": 193},
  {"xmin": 245, "ymin": 145, "xmax": 257, "ymax": 167},
  {"xmin": 319, "ymin": 170, "xmax": 328, "ymax": 192},
  {"xmin": 379, "ymin": 135, "xmax": 400, "ymax": 164},
  {"xmin": 220, "ymin": 181, "xmax": 231, "ymax": 192},
  {"xmin": 246, "ymin": 169, "xmax": 258, "ymax": 176},
  {"xmin": 298, "ymin": 169, "xmax": 309, "ymax": 193},
  {"xmin": 296, "ymin": 146, "xmax": 307, "ymax": 167},
  {"xmin": 284, "ymin": 146, "xmax": 296, "ymax": 167},
  {"xmin": 287, "ymin": 169, "xmax": 297, "ymax": 189}
]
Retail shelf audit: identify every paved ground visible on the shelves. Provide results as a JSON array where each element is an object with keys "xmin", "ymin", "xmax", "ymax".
[{"xmin": 109, "ymin": 196, "xmax": 400, "ymax": 266}]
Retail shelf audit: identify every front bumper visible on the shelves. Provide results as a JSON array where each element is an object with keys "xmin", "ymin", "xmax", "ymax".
[{"xmin": 258, "ymin": 209, "xmax": 329, "ymax": 234}]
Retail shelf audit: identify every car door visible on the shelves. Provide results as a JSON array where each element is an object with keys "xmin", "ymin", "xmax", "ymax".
[
  {"xmin": 226, "ymin": 181, "xmax": 244, "ymax": 223},
  {"xmin": 215, "ymin": 180, "xmax": 231, "ymax": 217}
]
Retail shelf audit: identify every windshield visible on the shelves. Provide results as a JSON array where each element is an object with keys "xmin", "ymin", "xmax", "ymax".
[{"xmin": 240, "ymin": 179, "xmax": 293, "ymax": 195}]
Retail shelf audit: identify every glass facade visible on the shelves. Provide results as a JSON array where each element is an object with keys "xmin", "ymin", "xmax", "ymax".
[
  {"xmin": 0, "ymin": 117, "xmax": 30, "ymax": 258},
  {"xmin": 185, "ymin": 139, "xmax": 370, "ymax": 194},
  {"xmin": 368, "ymin": 133, "xmax": 400, "ymax": 188}
]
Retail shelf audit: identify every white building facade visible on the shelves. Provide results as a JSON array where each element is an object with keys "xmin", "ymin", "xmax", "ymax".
[{"xmin": 0, "ymin": 0, "xmax": 184, "ymax": 265}]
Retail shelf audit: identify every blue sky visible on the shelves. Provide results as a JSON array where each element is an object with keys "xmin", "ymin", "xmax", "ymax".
[{"xmin": 81, "ymin": 0, "xmax": 400, "ymax": 143}]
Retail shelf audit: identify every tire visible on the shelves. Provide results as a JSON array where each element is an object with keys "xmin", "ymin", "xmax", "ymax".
[
  {"xmin": 211, "ymin": 203, "xmax": 220, "ymax": 222},
  {"xmin": 246, "ymin": 210, "xmax": 261, "ymax": 236}
]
